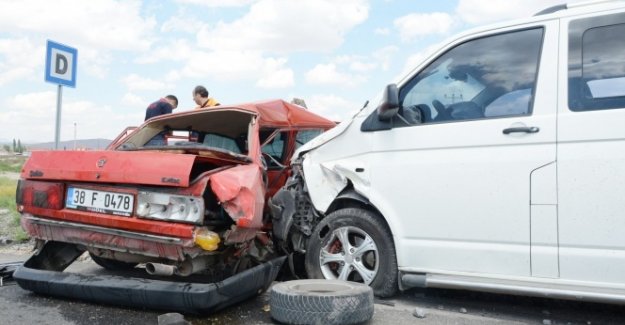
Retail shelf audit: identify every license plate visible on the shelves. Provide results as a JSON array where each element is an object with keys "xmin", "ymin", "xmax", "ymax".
[{"xmin": 66, "ymin": 187, "xmax": 134, "ymax": 216}]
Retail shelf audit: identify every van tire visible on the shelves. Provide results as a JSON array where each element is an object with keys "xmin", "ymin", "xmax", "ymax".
[
  {"xmin": 270, "ymin": 279, "xmax": 374, "ymax": 325},
  {"xmin": 305, "ymin": 208, "xmax": 398, "ymax": 297}
]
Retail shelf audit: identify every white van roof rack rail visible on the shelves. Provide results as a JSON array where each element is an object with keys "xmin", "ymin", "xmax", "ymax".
[{"xmin": 535, "ymin": 0, "xmax": 622, "ymax": 16}]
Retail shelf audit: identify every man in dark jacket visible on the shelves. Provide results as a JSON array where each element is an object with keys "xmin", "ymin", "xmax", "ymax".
[
  {"xmin": 145, "ymin": 95, "xmax": 178, "ymax": 121},
  {"xmin": 144, "ymin": 95, "xmax": 178, "ymax": 146}
]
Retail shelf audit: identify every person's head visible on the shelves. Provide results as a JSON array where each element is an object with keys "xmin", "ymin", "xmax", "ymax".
[
  {"xmin": 164, "ymin": 95, "xmax": 178, "ymax": 109},
  {"xmin": 193, "ymin": 85, "xmax": 209, "ymax": 105}
]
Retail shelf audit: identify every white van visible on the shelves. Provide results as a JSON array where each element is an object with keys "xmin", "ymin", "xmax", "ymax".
[{"xmin": 270, "ymin": 1, "xmax": 625, "ymax": 303}]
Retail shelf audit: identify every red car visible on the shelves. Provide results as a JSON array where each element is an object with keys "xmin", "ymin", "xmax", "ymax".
[{"xmin": 14, "ymin": 99, "xmax": 335, "ymax": 313}]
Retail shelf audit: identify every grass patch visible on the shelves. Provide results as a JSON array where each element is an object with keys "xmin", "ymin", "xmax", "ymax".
[
  {"xmin": 0, "ymin": 155, "xmax": 26, "ymax": 173},
  {"xmin": 0, "ymin": 177, "xmax": 17, "ymax": 210},
  {"xmin": 0, "ymin": 176, "xmax": 28, "ymax": 242}
]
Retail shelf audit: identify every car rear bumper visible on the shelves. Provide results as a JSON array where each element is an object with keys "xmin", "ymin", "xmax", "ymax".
[
  {"xmin": 21, "ymin": 214, "xmax": 202, "ymax": 261},
  {"xmin": 14, "ymin": 251, "xmax": 286, "ymax": 315}
]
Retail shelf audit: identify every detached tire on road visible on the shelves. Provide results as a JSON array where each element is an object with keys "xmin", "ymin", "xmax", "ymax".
[{"xmin": 270, "ymin": 279, "xmax": 374, "ymax": 325}]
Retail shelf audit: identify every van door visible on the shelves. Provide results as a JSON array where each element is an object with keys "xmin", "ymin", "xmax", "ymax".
[
  {"xmin": 557, "ymin": 11, "xmax": 625, "ymax": 284},
  {"xmin": 367, "ymin": 22, "xmax": 558, "ymax": 277}
]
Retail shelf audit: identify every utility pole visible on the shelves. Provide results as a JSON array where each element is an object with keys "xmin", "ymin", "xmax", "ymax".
[{"xmin": 73, "ymin": 122, "xmax": 77, "ymax": 150}]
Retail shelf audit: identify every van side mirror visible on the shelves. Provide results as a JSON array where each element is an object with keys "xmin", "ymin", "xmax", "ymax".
[{"xmin": 377, "ymin": 84, "xmax": 399, "ymax": 121}]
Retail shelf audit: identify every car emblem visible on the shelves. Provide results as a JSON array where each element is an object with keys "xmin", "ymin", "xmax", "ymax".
[{"xmin": 97, "ymin": 158, "xmax": 107, "ymax": 168}]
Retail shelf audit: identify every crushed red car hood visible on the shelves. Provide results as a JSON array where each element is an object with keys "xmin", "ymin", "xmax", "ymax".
[{"xmin": 22, "ymin": 151, "xmax": 201, "ymax": 187}]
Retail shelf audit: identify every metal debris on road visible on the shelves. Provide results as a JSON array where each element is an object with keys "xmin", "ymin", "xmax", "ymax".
[
  {"xmin": 374, "ymin": 298, "xmax": 395, "ymax": 307},
  {"xmin": 413, "ymin": 308, "xmax": 427, "ymax": 319},
  {"xmin": 0, "ymin": 261, "xmax": 23, "ymax": 286}
]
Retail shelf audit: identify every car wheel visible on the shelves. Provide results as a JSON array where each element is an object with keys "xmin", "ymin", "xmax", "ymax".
[
  {"xmin": 89, "ymin": 253, "xmax": 137, "ymax": 271},
  {"xmin": 270, "ymin": 279, "xmax": 374, "ymax": 325},
  {"xmin": 305, "ymin": 208, "xmax": 398, "ymax": 297}
]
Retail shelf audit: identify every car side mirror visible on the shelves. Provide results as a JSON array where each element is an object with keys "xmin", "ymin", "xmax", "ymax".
[{"xmin": 376, "ymin": 84, "xmax": 399, "ymax": 121}]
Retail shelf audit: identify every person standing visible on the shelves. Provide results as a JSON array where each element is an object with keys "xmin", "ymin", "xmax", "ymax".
[
  {"xmin": 145, "ymin": 95, "xmax": 178, "ymax": 121},
  {"xmin": 193, "ymin": 85, "xmax": 220, "ymax": 109},
  {"xmin": 144, "ymin": 95, "xmax": 178, "ymax": 146}
]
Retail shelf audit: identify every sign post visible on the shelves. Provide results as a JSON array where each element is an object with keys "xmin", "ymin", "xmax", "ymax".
[{"xmin": 45, "ymin": 40, "xmax": 77, "ymax": 150}]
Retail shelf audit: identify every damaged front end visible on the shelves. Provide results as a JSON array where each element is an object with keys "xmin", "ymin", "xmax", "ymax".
[{"xmin": 268, "ymin": 159, "xmax": 323, "ymax": 276}]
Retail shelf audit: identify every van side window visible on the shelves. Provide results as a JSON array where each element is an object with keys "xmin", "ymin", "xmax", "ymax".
[
  {"xmin": 397, "ymin": 28, "xmax": 543, "ymax": 126},
  {"xmin": 569, "ymin": 14, "xmax": 625, "ymax": 111}
]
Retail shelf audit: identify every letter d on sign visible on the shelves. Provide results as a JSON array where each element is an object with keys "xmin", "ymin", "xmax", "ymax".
[
  {"xmin": 55, "ymin": 54, "xmax": 68, "ymax": 74},
  {"xmin": 45, "ymin": 40, "xmax": 77, "ymax": 87}
]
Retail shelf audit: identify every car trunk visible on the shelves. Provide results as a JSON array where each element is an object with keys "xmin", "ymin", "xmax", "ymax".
[{"xmin": 22, "ymin": 150, "xmax": 201, "ymax": 187}]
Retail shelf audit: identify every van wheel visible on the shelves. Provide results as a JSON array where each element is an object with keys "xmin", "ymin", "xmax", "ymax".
[
  {"xmin": 89, "ymin": 253, "xmax": 137, "ymax": 271},
  {"xmin": 305, "ymin": 208, "xmax": 398, "ymax": 297}
]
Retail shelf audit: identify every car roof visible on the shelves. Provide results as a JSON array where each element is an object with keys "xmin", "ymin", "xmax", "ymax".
[{"xmin": 232, "ymin": 99, "xmax": 336, "ymax": 129}]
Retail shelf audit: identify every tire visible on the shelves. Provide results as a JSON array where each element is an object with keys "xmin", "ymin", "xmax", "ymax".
[
  {"xmin": 89, "ymin": 253, "xmax": 137, "ymax": 271},
  {"xmin": 305, "ymin": 208, "xmax": 398, "ymax": 297},
  {"xmin": 270, "ymin": 279, "xmax": 373, "ymax": 325}
]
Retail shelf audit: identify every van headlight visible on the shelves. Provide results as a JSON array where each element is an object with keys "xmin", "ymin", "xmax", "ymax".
[{"xmin": 135, "ymin": 191, "xmax": 204, "ymax": 224}]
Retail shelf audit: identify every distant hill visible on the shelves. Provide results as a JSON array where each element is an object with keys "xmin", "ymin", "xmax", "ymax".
[{"xmin": 28, "ymin": 138, "xmax": 112, "ymax": 151}]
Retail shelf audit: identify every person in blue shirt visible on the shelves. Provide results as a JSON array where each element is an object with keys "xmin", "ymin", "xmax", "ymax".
[
  {"xmin": 144, "ymin": 95, "xmax": 178, "ymax": 146},
  {"xmin": 144, "ymin": 95, "xmax": 178, "ymax": 121}
]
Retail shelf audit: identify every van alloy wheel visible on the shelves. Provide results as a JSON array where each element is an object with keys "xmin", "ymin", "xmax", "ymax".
[
  {"xmin": 319, "ymin": 226, "xmax": 379, "ymax": 285},
  {"xmin": 305, "ymin": 207, "xmax": 398, "ymax": 297}
]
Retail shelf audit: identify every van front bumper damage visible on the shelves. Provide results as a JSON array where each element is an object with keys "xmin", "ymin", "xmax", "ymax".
[{"xmin": 13, "ymin": 241, "xmax": 285, "ymax": 315}]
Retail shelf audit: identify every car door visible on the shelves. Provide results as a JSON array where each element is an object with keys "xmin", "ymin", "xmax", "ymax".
[
  {"xmin": 557, "ymin": 10, "xmax": 625, "ymax": 284},
  {"xmin": 366, "ymin": 22, "xmax": 558, "ymax": 277}
]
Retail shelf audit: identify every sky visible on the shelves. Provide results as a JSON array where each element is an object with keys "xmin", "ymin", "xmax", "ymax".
[{"xmin": 0, "ymin": 0, "xmax": 573, "ymax": 143}]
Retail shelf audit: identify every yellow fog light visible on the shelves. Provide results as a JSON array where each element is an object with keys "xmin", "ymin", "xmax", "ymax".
[{"xmin": 194, "ymin": 227, "xmax": 220, "ymax": 251}]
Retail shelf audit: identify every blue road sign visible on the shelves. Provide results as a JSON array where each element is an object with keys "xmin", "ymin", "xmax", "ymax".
[{"xmin": 45, "ymin": 40, "xmax": 78, "ymax": 88}]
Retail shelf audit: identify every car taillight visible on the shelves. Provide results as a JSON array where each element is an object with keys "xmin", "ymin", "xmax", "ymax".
[
  {"xmin": 16, "ymin": 180, "xmax": 64, "ymax": 210},
  {"xmin": 135, "ymin": 191, "xmax": 204, "ymax": 224}
]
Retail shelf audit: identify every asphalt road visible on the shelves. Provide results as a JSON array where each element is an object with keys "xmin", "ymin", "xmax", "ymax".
[{"xmin": 2, "ymin": 251, "xmax": 625, "ymax": 325}]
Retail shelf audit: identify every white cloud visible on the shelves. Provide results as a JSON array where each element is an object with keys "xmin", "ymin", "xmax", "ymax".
[
  {"xmin": 196, "ymin": 0, "xmax": 369, "ymax": 53},
  {"xmin": 255, "ymin": 58, "xmax": 294, "ymax": 89},
  {"xmin": 0, "ymin": 38, "xmax": 43, "ymax": 85},
  {"xmin": 0, "ymin": 1, "xmax": 157, "ymax": 82},
  {"xmin": 121, "ymin": 93, "xmax": 147, "ymax": 107},
  {"xmin": 122, "ymin": 74, "xmax": 174, "ymax": 92},
  {"xmin": 305, "ymin": 63, "xmax": 367, "ymax": 87},
  {"xmin": 176, "ymin": 0, "xmax": 257, "ymax": 7},
  {"xmin": 372, "ymin": 46, "xmax": 399, "ymax": 71},
  {"xmin": 170, "ymin": 0, "xmax": 368, "ymax": 89},
  {"xmin": 165, "ymin": 70, "xmax": 183, "ymax": 82},
  {"xmin": 307, "ymin": 94, "xmax": 362, "ymax": 122},
  {"xmin": 161, "ymin": 12, "xmax": 207, "ymax": 34},
  {"xmin": 135, "ymin": 39, "xmax": 193, "ymax": 64},
  {"xmin": 333, "ymin": 55, "xmax": 377, "ymax": 73},
  {"xmin": 178, "ymin": 50, "xmax": 294, "ymax": 89},
  {"xmin": 394, "ymin": 12, "xmax": 453, "ymax": 42},
  {"xmin": 0, "ymin": 0, "xmax": 156, "ymax": 52},
  {"xmin": 305, "ymin": 52, "xmax": 394, "ymax": 87},
  {"xmin": 374, "ymin": 28, "xmax": 390, "ymax": 36},
  {"xmin": 0, "ymin": 91, "xmax": 128, "ymax": 143},
  {"xmin": 456, "ymin": 0, "xmax": 573, "ymax": 25}
]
